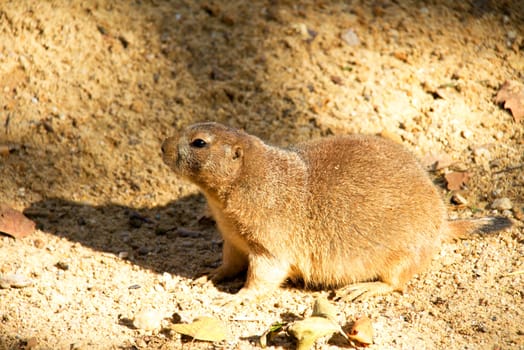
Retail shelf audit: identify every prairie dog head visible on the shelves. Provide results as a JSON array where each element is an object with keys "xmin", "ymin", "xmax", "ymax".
[{"xmin": 161, "ymin": 122, "xmax": 246, "ymax": 191}]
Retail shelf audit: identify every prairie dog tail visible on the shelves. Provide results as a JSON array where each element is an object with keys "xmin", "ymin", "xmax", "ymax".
[{"xmin": 446, "ymin": 217, "xmax": 512, "ymax": 241}]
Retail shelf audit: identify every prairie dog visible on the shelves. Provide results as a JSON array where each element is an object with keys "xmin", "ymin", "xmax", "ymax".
[{"xmin": 161, "ymin": 122, "xmax": 509, "ymax": 299}]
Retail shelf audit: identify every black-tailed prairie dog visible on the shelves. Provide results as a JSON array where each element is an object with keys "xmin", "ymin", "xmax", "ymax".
[{"xmin": 161, "ymin": 122, "xmax": 510, "ymax": 300}]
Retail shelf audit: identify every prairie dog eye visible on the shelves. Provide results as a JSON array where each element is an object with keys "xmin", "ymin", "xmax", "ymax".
[{"xmin": 190, "ymin": 138, "xmax": 207, "ymax": 148}]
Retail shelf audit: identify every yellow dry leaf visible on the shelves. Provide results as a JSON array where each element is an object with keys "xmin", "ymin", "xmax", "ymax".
[
  {"xmin": 311, "ymin": 296, "xmax": 338, "ymax": 322},
  {"xmin": 170, "ymin": 316, "xmax": 227, "ymax": 342},
  {"xmin": 287, "ymin": 316, "xmax": 341, "ymax": 350},
  {"xmin": 348, "ymin": 316, "xmax": 373, "ymax": 346}
]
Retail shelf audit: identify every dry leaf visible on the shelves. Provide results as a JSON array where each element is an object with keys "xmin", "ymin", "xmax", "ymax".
[
  {"xmin": 422, "ymin": 153, "xmax": 454, "ymax": 170},
  {"xmin": 0, "ymin": 203, "xmax": 36, "ymax": 238},
  {"xmin": 170, "ymin": 316, "xmax": 227, "ymax": 342},
  {"xmin": 445, "ymin": 172, "xmax": 470, "ymax": 191},
  {"xmin": 311, "ymin": 296, "xmax": 338, "ymax": 322},
  {"xmin": 287, "ymin": 317, "xmax": 343, "ymax": 350},
  {"xmin": 347, "ymin": 316, "xmax": 374, "ymax": 346},
  {"xmin": 495, "ymin": 80, "xmax": 524, "ymax": 122}
]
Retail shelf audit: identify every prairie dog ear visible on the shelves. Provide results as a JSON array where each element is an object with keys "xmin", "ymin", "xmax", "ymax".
[{"xmin": 232, "ymin": 145, "xmax": 243, "ymax": 160}]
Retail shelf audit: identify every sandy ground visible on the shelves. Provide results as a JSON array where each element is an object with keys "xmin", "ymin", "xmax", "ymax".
[{"xmin": 0, "ymin": 0, "xmax": 523, "ymax": 349}]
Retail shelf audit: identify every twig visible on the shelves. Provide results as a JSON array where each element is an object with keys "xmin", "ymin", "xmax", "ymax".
[
  {"xmin": 506, "ymin": 270, "xmax": 524, "ymax": 276},
  {"xmin": 494, "ymin": 164, "xmax": 524, "ymax": 175}
]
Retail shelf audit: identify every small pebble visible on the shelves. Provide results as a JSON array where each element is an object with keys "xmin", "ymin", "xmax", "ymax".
[
  {"xmin": 460, "ymin": 129, "xmax": 473, "ymax": 139},
  {"xmin": 493, "ymin": 131, "xmax": 504, "ymax": 140},
  {"xmin": 513, "ymin": 205, "xmax": 523, "ymax": 221},
  {"xmin": 19, "ymin": 55, "xmax": 30, "ymax": 70},
  {"xmin": 137, "ymin": 246, "xmax": 150, "ymax": 255},
  {"xmin": 341, "ymin": 29, "xmax": 360, "ymax": 46},
  {"xmin": 491, "ymin": 197, "xmax": 513, "ymax": 210},
  {"xmin": 133, "ymin": 308, "xmax": 162, "ymax": 331},
  {"xmin": 380, "ymin": 130, "xmax": 402, "ymax": 144},
  {"xmin": 135, "ymin": 338, "xmax": 147, "ymax": 348},
  {"xmin": 33, "ymin": 238, "xmax": 45, "ymax": 248},
  {"xmin": 473, "ymin": 146, "xmax": 491, "ymax": 160},
  {"xmin": 475, "ymin": 322, "xmax": 488, "ymax": 333},
  {"xmin": 120, "ymin": 231, "xmax": 131, "ymax": 243},
  {"xmin": 176, "ymin": 228, "xmax": 202, "ymax": 238},
  {"xmin": 292, "ymin": 23, "xmax": 310, "ymax": 40},
  {"xmin": 55, "ymin": 261, "xmax": 69, "ymax": 271},
  {"xmin": 154, "ymin": 226, "xmax": 167, "ymax": 236},
  {"xmin": 451, "ymin": 192, "xmax": 468, "ymax": 205},
  {"xmin": 0, "ymin": 273, "xmax": 34, "ymax": 289},
  {"xmin": 159, "ymin": 272, "xmax": 176, "ymax": 291}
]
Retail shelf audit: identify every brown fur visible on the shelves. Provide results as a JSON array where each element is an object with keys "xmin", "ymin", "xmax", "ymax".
[{"xmin": 161, "ymin": 122, "xmax": 511, "ymax": 299}]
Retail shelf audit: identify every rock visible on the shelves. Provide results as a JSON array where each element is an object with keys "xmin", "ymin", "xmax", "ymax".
[
  {"xmin": 451, "ymin": 192, "xmax": 468, "ymax": 205},
  {"xmin": 472, "ymin": 146, "xmax": 491, "ymax": 160},
  {"xmin": 341, "ymin": 29, "xmax": 360, "ymax": 46},
  {"xmin": 133, "ymin": 308, "xmax": 162, "ymax": 331},
  {"xmin": 460, "ymin": 129, "xmax": 473, "ymax": 139},
  {"xmin": 0, "ymin": 273, "xmax": 34, "ymax": 288},
  {"xmin": 130, "ymin": 101, "xmax": 144, "ymax": 113},
  {"xmin": 19, "ymin": 55, "xmax": 30, "ymax": 70},
  {"xmin": 159, "ymin": 272, "xmax": 176, "ymax": 291},
  {"xmin": 330, "ymin": 75, "xmax": 343, "ymax": 85},
  {"xmin": 135, "ymin": 338, "xmax": 147, "ymax": 348},
  {"xmin": 507, "ymin": 30, "xmax": 517, "ymax": 42},
  {"xmin": 292, "ymin": 23, "xmax": 310, "ymax": 40},
  {"xmin": 491, "ymin": 197, "xmax": 512, "ymax": 210},
  {"xmin": 393, "ymin": 51, "xmax": 408, "ymax": 62},
  {"xmin": 175, "ymin": 228, "xmax": 202, "ymax": 238},
  {"xmin": 55, "ymin": 261, "xmax": 70, "ymax": 271},
  {"xmin": 25, "ymin": 337, "xmax": 38, "ymax": 349},
  {"xmin": 380, "ymin": 130, "xmax": 402, "ymax": 144},
  {"xmin": 33, "ymin": 238, "xmax": 45, "ymax": 248},
  {"xmin": 513, "ymin": 205, "xmax": 523, "ymax": 221},
  {"xmin": 118, "ymin": 251, "xmax": 129, "ymax": 259},
  {"xmin": 128, "ymin": 212, "xmax": 150, "ymax": 228},
  {"xmin": 137, "ymin": 246, "xmax": 150, "ymax": 256}
]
